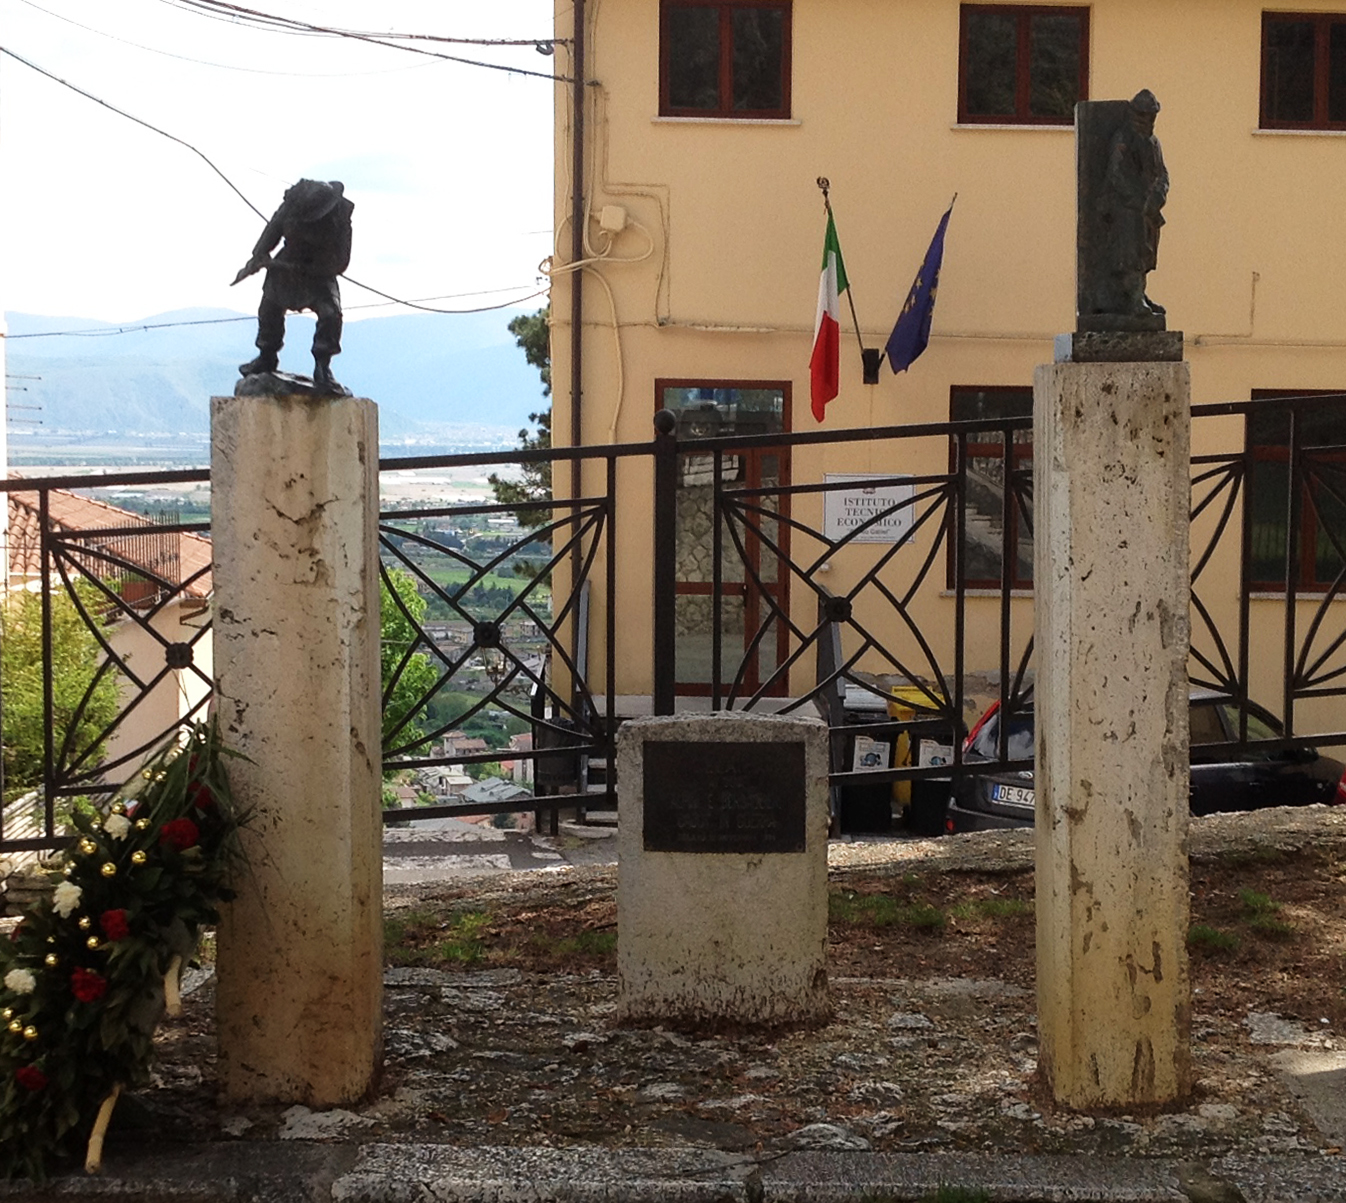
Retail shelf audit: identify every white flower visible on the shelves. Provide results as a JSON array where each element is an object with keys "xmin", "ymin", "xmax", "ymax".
[
  {"xmin": 52, "ymin": 880, "xmax": 83, "ymax": 918},
  {"xmin": 4, "ymin": 968, "xmax": 36, "ymax": 995},
  {"xmin": 103, "ymin": 814, "xmax": 131, "ymax": 841}
]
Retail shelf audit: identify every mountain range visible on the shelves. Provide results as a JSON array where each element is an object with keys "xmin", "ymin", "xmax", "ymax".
[{"xmin": 3, "ymin": 306, "xmax": 549, "ymax": 454}]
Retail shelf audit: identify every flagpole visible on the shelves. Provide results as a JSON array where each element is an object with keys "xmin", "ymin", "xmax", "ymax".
[{"xmin": 816, "ymin": 178, "xmax": 875, "ymax": 371}]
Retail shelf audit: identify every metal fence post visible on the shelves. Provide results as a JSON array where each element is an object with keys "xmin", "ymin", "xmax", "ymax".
[{"xmin": 652, "ymin": 410, "xmax": 678, "ymax": 715}]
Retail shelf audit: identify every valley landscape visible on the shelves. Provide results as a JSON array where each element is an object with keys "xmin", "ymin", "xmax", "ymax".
[{"xmin": 4, "ymin": 304, "xmax": 547, "ymax": 467}]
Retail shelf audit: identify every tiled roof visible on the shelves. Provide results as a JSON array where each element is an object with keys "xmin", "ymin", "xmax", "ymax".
[{"xmin": 7, "ymin": 485, "xmax": 212, "ymax": 600}]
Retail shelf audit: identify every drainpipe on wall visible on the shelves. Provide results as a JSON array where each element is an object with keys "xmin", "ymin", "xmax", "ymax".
[{"xmin": 568, "ymin": 0, "xmax": 586, "ymax": 709}]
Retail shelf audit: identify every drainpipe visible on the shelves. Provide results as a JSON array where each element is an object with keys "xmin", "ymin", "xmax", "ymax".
[
  {"xmin": 568, "ymin": 0, "xmax": 586, "ymax": 709},
  {"xmin": 569, "ymin": 0, "xmax": 586, "ymax": 504}
]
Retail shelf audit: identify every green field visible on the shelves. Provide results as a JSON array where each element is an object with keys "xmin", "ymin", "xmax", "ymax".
[{"xmin": 405, "ymin": 562, "xmax": 540, "ymax": 596}]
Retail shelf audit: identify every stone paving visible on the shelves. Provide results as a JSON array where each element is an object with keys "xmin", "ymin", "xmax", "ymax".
[{"xmin": 3, "ymin": 809, "xmax": 1344, "ymax": 1201}]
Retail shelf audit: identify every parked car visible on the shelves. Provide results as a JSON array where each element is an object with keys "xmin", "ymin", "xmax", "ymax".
[{"xmin": 947, "ymin": 690, "xmax": 1346, "ymax": 833}]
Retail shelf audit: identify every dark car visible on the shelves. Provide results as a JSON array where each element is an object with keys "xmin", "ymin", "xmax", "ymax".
[{"xmin": 947, "ymin": 690, "xmax": 1346, "ymax": 832}]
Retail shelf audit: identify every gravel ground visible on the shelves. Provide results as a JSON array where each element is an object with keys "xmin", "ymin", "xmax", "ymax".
[{"xmin": 120, "ymin": 805, "xmax": 1346, "ymax": 1176}]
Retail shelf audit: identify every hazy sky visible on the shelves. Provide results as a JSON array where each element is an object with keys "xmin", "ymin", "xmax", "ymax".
[{"xmin": 0, "ymin": 0, "xmax": 556, "ymax": 323}]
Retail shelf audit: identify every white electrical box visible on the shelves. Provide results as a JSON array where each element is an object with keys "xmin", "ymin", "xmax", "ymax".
[{"xmin": 599, "ymin": 204, "xmax": 628, "ymax": 233}]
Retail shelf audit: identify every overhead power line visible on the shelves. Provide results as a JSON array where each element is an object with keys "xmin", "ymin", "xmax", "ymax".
[
  {"xmin": 161, "ymin": 0, "xmax": 567, "ymax": 47},
  {"xmin": 0, "ymin": 43, "xmax": 266, "ymax": 219},
  {"xmin": 155, "ymin": 0, "xmax": 574, "ymax": 82},
  {"xmin": 14, "ymin": 0, "xmax": 445, "ymax": 78},
  {"xmin": 0, "ymin": 45, "xmax": 552, "ymax": 318},
  {"xmin": 5, "ymin": 287, "xmax": 551, "ymax": 342}
]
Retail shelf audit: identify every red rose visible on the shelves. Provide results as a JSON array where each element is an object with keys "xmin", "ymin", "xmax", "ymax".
[
  {"xmin": 159, "ymin": 818, "xmax": 199, "ymax": 850},
  {"xmin": 188, "ymin": 781, "xmax": 216, "ymax": 812},
  {"xmin": 71, "ymin": 967, "xmax": 107, "ymax": 1003},
  {"xmin": 15, "ymin": 1066, "xmax": 47, "ymax": 1091},
  {"xmin": 100, "ymin": 909, "xmax": 130, "ymax": 941}
]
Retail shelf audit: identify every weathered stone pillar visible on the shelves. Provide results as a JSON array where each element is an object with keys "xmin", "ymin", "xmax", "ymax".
[
  {"xmin": 616, "ymin": 713, "xmax": 831, "ymax": 1026},
  {"xmin": 211, "ymin": 392, "xmax": 383, "ymax": 1105},
  {"xmin": 1033, "ymin": 356, "xmax": 1193, "ymax": 1108}
]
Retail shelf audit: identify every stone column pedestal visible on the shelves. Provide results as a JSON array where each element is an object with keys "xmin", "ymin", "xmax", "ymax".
[
  {"xmin": 211, "ymin": 392, "xmax": 383, "ymax": 1105},
  {"xmin": 1033, "ymin": 360, "xmax": 1193, "ymax": 1108},
  {"xmin": 616, "ymin": 713, "xmax": 831, "ymax": 1026}
]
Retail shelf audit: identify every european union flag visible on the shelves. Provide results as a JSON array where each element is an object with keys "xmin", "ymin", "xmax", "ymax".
[{"xmin": 885, "ymin": 202, "xmax": 955, "ymax": 374}]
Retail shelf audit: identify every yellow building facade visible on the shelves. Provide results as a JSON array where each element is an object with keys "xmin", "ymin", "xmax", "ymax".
[{"xmin": 550, "ymin": 0, "xmax": 1346, "ymax": 732}]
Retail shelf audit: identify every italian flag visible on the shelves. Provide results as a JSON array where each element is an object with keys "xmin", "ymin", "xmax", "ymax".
[{"xmin": 809, "ymin": 212, "xmax": 848, "ymax": 422}]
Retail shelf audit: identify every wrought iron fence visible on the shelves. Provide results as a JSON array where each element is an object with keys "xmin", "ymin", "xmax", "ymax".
[
  {"xmin": 1189, "ymin": 393, "xmax": 1346, "ymax": 754},
  {"xmin": 373, "ymin": 443, "xmax": 629, "ymax": 831},
  {"xmin": 1, "ymin": 469, "xmax": 212, "ymax": 853},
  {"xmin": 4, "ymin": 393, "xmax": 1345, "ymax": 854},
  {"xmin": 650, "ymin": 409, "xmax": 1036, "ymax": 806}
]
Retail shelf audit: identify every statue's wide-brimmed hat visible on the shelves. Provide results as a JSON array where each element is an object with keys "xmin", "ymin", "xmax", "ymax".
[
  {"xmin": 1130, "ymin": 89, "xmax": 1161, "ymax": 113},
  {"xmin": 285, "ymin": 178, "xmax": 346, "ymax": 222}
]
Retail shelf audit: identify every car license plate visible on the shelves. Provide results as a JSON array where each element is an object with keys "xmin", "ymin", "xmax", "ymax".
[{"xmin": 991, "ymin": 783, "xmax": 1035, "ymax": 807}]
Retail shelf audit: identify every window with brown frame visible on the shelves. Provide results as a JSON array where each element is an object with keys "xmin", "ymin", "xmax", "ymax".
[
  {"xmin": 1248, "ymin": 390, "xmax": 1346, "ymax": 590},
  {"xmin": 958, "ymin": 4, "xmax": 1088, "ymax": 125},
  {"xmin": 1260, "ymin": 12, "xmax": 1346, "ymax": 129},
  {"xmin": 950, "ymin": 387, "xmax": 1034, "ymax": 590},
  {"xmin": 659, "ymin": 0, "xmax": 792, "ymax": 119}
]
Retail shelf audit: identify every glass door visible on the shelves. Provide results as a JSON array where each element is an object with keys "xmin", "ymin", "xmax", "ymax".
[{"xmin": 658, "ymin": 382, "xmax": 791, "ymax": 697}]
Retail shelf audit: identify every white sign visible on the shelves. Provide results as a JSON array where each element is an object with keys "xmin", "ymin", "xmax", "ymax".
[
  {"xmin": 852, "ymin": 736, "xmax": 892, "ymax": 772},
  {"xmin": 918, "ymin": 741, "xmax": 955, "ymax": 770},
  {"xmin": 823, "ymin": 474, "xmax": 916, "ymax": 545}
]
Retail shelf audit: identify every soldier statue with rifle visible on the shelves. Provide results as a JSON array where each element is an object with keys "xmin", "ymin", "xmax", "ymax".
[{"xmin": 233, "ymin": 178, "xmax": 354, "ymax": 395}]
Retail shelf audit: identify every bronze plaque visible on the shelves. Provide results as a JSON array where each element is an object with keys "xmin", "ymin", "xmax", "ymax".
[{"xmin": 642, "ymin": 740, "xmax": 807, "ymax": 854}]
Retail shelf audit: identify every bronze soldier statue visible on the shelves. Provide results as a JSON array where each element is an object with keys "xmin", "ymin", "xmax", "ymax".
[
  {"xmin": 1077, "ymin": 90, "xmax": 1169, "ymax": 331},
  {"xmin": 233, "ymin": 179, "xmax": 354, "ymax": 393}
]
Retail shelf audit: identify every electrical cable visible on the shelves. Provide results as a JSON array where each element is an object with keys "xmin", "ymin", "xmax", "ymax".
[
  {"xmin": 4, "ymin": 287, "xmax": 552, "ymax": 341},
  {"xmin": 154, "ymin": 0, "xmax": 574, "ymax": 82},
  {"xmin": 339, "ymin": 277, "xmax": 546, "ymax": 316},
  {"xmin": 168, "ymin": 0, "xmax": 567, "ymax": 48},
  {"xmin": 0, "ymin": 43, "xmax": 267, "ymax": 220},
  {"xmin": 0, "ymin": 44, "xmax": 552, "ymax": 319},
  {"xmin": 11, "ymin": 0, "xmax": 440, "ymax": 77}
]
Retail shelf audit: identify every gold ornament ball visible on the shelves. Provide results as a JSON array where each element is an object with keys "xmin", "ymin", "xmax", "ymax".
[
  {"xmin": 110, "ymin": 801, "xmax": 127, "ymax": 815},
  {"xmin": 44, "ymin": 953, "xmax": 58, "ymax": 967},
  {"xmin": 1, "ymin": 1008, "xmax": 12, "ymax": 1020},
  {"xmin": 100, "ymin": 862, "xmax": 117, "ymax": 878},
  {"xmin": 7, "ymin": 1020, "xmax": 21, "ymax": 1034},
  {"xmin": 86, "ymin": 937, "xmax": 101, "ymax": 951},
  {"xmin": 134, "ymin": 818, "xmax": 150, "ymax": 831},
  {"xmin": 78, "ymin": 916, "xmax": 92, "ymax": 930},
  {"xmin": 46, "ymin": 936, "xmax": 54, "ymax": 944},
  {"xmin": 63, "ymin": 864, "xmax": 74, "ymax": 877},
  {"xmin": 131, "ymin": 851, "xmax": 147, "ymax": 866},
  {"xmin": 22, "ymin": 1026, "xmax": 37, "ymax": 1042},
  {"xmin": 79, "ymin": 837, "xmax": 97, "ymax": 855},
  {"xmin": 142, "ymin": 769, "xmax": 153, "ymax": 780}
]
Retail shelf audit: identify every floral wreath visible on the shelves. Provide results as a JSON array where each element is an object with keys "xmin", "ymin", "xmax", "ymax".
[{"xmin": 0, "ymin": 720, "xmax": 243, "ymax": 1181}]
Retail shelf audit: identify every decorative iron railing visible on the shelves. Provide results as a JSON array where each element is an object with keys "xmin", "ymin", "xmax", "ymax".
[
  {"xmin": 4, "ymin": 393, "xmax": 1344, "ymax": 854},
  {"xmin": 1, "ymin": 468, "xmax": 212, "ymax": 852},
  {"xmin": 373, "ymin": 443, "xmax": 627, "ymax": 830},
  {"xmin": 1189, "ymin": 393, "xmax": 1346, "ymax": 753},
  {"xmin": 650, "ymin": 411, "xmax": 1036, "ymax": 799}
]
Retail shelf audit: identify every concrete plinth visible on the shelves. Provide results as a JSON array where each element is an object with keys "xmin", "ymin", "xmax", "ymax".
[
  {"xmin": 1033, "ymin": 360, "xmax": 1193, "ymax": 1108},
  {"xmin": 616, "ymin": 713, "xmax": 831, "ymax": 1027},
  {"xmin": 211, "ymin": 392, "xmax": 383, "ymax": 1105}
]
